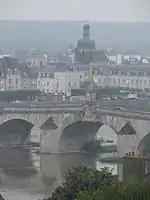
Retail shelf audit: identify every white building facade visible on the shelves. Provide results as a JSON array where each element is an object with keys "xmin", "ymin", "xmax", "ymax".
[
  {"xmin": 36, "ymin": 72, "xmax": 56, "ymax": 93},
  {"xmin": 35, "ymin": 70, "xmax": 87, "ymax": 95},
  {"xmin": 54, "ymin": 71, "xmax": 87, "ymax": 96},
  {"xmin": 6, "ymin": 69, "xmax": 22, "ymax": 91},
  {"xmin": 93, "ymin": 65, "xmax": 150, "ymax": 90}
]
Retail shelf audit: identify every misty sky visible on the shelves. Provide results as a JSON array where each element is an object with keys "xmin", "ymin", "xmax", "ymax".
[{"xmin": 0, "ymin": 0, "xmax": 150, "ymax": 21}]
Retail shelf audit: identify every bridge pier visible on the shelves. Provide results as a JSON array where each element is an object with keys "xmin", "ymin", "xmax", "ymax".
[
  {"xmin": 40, "ymin": 128, "xmax": 61, "ymax": 153},
  {"xmin": 30, "ymin": 125, "xmax": 41, "ymax": 144}
]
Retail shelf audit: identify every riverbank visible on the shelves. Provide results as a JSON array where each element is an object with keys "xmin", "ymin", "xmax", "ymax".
[
  {"xmin": 99, "ymin": 156, "xmax": 122, "ymax": 163},
  {"xmin": 40, "ymin": 145, "xmax": 117, "ymax": 156},
  {"xmin": 101, "ymin": 145, "xmax": 117, "ymax": 153}
]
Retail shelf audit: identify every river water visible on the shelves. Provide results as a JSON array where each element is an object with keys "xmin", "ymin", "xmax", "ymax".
[{"xmin": 0, "ymin": 125, "xmax": 121, "ymax": 200}]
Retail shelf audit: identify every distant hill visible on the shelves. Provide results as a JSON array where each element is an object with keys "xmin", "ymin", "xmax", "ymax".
[{"xmin": 0, "ymin": 21, "xmax": 150, "ymax": 55}]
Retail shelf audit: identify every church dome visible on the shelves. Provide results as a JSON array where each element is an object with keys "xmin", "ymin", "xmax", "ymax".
[
  {"xmin": 76, "ymin": 24, "xmax": 96, "ymax": 50},
  {"xmin": 77, "ymin": 38, "xmax": 96, "ymax": 50}
]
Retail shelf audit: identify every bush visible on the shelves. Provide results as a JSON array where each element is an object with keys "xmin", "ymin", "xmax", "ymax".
[
  {"xmin": 46, "ymin": 165, "xmax": 118, "ymax": 200},
  {"xmin": 77, "ymin": 181, "xmax": 150, "ymax": 200}
]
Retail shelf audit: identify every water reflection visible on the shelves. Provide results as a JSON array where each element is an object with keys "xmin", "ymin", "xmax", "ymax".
[
  {"xmin": 58, "ymin": 154, "xmax": 96, "ymax": 176},
  {"xmin": 0, "ymin": 147, "xmax": 37, "ymax": 178},
  {"xmin": 0, "ymin": 147, "xmax": 122, "ymax": 199}
]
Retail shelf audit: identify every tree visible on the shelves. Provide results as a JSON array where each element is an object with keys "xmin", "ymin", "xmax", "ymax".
[
  {"xmin": 77, "ymin": 181, "xmax": 150, "ymax": 200},
  {"xmin": 81, "ymin": 139, "xmax": 104, "ymax": 154},
  {"xmin": 46, "ymin": 165, "xmax": 118, "ymax": 200},
  {"xmin": 81, "ymin": 80, "xmax": 91, "ymax": 88}
]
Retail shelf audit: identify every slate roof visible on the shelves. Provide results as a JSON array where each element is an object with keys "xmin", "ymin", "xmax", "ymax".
[{"xmin": 93, "ymin": 64, "xmax": 150, "ymax": 73}]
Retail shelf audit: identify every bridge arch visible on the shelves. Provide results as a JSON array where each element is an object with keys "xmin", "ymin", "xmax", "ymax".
[
  {"xmin": 58, "ymin": 113, "xmax": 139, "ymax": 152},
  {"xmin": 0, "ymin": 118, "xmax": 34, "ymax": 146},
  {"xmin": 0, "ymin": 113, "xmax": 54, "ymax": 147},
  {"xmin": 137, "ymin": 133, "xmax": 150, "ymax": 156},
  {"xmin": 59, "ymin": 120, "xmax": 103, "ymax": 151}
]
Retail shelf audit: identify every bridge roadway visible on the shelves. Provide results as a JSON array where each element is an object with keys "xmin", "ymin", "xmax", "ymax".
[
  {"xmin": 0, "ymin": 99, "xmax": 149, "ymax": 112},
  {"xmin": 2, "ymin": 107, "xmax": 150, "ymax": 121}
]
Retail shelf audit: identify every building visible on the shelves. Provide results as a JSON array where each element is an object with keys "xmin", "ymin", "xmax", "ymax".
[
  {"xmin": 54, "ymin": 69, "xmax": 86, "ymax": 96},
  {"xmin": 75, "ymin": 24, "xmax": 108, "ymax": 65},
  {"xmin": 106, "ymin": 49, "xmax": 147, "ymax": 65},
  {"xmin": 26, "ymin": 49, "xmax": 48, "ymax": 68},
  {"xmin": 31, "ymin": 65, "xmax": 88, "ymax": 96},
  {"xmin": 0, "ymin": 57, "xmax": 22, "ymax": 91},
  {"xmin": 6, "ymin": 68, "xmax": 22, "ymax": 91},
  {"xmin": 93, "ymin": 64, "xmax": 150, "ymax": 90},
  {"xmin": 36, "ymin": 67, "xmax": 56, "ymax": 93}
]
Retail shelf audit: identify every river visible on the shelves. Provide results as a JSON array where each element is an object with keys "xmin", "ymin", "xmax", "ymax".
[{"xmin": 0, "ymin": 125, "xmax": 121, "ymax": 200}]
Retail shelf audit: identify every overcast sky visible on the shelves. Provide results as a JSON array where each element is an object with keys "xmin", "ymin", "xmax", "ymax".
[{"xmin": 0, "ymin": 0, "xmax": 150, "ymax": 21}]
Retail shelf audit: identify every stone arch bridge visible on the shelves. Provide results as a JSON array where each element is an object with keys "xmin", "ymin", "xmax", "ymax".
[{"xmin": 0, "ymin": 106, "xmax": 150, "ymax": 156}]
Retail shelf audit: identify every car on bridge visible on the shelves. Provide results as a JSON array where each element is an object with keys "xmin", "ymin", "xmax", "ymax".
[{"xmin": 114, "ymin": 107, "xmax": 127, "ymax": 112}]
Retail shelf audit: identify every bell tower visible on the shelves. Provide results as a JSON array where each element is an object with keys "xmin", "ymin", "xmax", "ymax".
[{"xmin": 83, "ymin": 24, "xmax": 90, "ymax": 39}]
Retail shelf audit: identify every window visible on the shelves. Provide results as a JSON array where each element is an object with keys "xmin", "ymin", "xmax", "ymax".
[
  {"xmin": 9, "ymin": 86, "xmax": 11, "ymax": 90},
  {"xmin": 38, "ymin": 81, "xmax": 40, "ymax": 86},
  {"xmin": 47, "ymin": 89, "xmax": 49, "ymax": 93},
  {"xmin": 47, "ymin": 81, "xmax": 49, "ymax": 86},
  {"xmin": 41, "ymin": 73, "xmax": 43, "ymax": 77},
  {"xmin": 144, "ymin": 80, "xmax": 147, "ymax": 84},
  {"xmin": 118, "ymin": 79, "xmax": 120, "ymax": 84},
  {"xmin": 16, "ymin": 85, "xmax": 18, "ymax": 89},
  {"xmin": 49, "ymin": 73, "xmax": 53, "ymax": 78},
  {"xmin": 74, "ymin": 82, "xmax": 76, "ymax": 88},
  {"xmin": 144, "ymin": 72, "xmax": 148, "ymax": 76},
  {"xmin": 109, "ymin": 78, "xmax": 111, "ymax": 84},
  {"xmin": 140, "ymin": 80, "xmax": 142, "ymax": 85},
  {"xmin": 68, "ymin": 82, "xmax": 71, "ymax": 87},
  {"xmin": 149, "ymin": 80, "xmax": 150, "ymax": 84},
  {"xmin": 9, "ymin": 78, "xmax": 11, "ymax": 84},
  {"xmin": 114, "ymin": 78, "xmax": 116, "ymax": 84},
  {"xmin": 80, "ymin": 75, "xmax": 82, "ymax": 79},
  {"xmin": 16, "ymin": 79, "xmax": 18, "ymax": 84},
  {"xmin": 45, "ymin": 73, "xmax": 47, "ymax": 77}
]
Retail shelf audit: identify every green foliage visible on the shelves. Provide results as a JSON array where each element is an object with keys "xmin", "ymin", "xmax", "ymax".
[
  {"xmin": 0, "ymin": 90, "xmax": 41, "ymax": 101},
  {"xmin": 80, "ymin": 80, "xmax": 91, "ymax": 88},
  {"xmin": 46, "ymin": 165, "xmax": 118, "ymax": 200},
  {"xmin": 78, "ymin": 181, "xmax": 150, "ymax": 200},
  {"xmin": 81, "ymin": 139, "xmax": 104, "ymax": 154},
  {"xmin": 71, "ymin": 89, "xmax": 87, "ymax": 96},
  {"xmin": 77, "ymin": 189, "xmax": 97, "ymax": 200}
]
